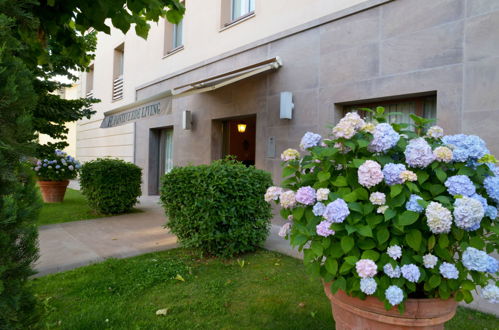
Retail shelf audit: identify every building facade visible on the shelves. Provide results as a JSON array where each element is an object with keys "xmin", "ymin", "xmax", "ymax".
[{"xmin": 78, "ymin": 0, "xmax": 499, "ymax": 196}]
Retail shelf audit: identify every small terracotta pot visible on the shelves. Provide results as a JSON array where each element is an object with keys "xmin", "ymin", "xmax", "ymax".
[
  {"xmin": 323, "ymin": 281, "xmax": 458, "ymax": 330},
  {"xmin": 38, "ymin": 180, "xmax": 69, "ymax": 203}
]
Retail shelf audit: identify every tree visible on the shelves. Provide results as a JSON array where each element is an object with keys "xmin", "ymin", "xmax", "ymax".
[{"xmin": 0, "ymin": 1, "xmax": 184, "ymax": 328}]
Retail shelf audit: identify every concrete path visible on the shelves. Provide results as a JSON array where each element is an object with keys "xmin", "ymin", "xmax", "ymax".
[
  {"xmin": 36, "ymin": 183, "xmax": 497, "ymax": 316},
  {"xmin": 35, "ymin": 195, "xmax": 177, "ymax": 277}
]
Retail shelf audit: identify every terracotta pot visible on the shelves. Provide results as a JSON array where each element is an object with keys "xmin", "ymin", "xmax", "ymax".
[
  {"xmin": 38, "ymin": 180, "xmax": 69, "ymax": 203},
  {"xmin": 323, "ymin": 281, "xmax": 458, "ymax": 330}
]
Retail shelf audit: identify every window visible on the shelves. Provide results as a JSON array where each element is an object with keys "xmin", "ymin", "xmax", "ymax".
[
  {"xmin": 164, "ymin": 19, "xmax": 184, "ymax": 55},
  {"xmin": 85, "ymin": 64, "xmax": 94, "ymax": 98},
  {"xmin": 231, "ymin": 0, "xmax": 255, "ymax": 21},
  {"xmin": 344, "ymin": 95, "xmax": 436, "ymax": 126},
  {"xmin": 221, "ymin": 0, "xmax": 255, "ymax": 27},
  {"xmin": 112, "ymin": 43, "xmax": 124, "ymax": 101}
]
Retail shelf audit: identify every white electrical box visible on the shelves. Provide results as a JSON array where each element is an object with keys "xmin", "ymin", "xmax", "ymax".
[
  {"xmin": 280, "ymin": 91, "xmax": 294, "ymax": 119},
  {"xmin": 182, "ymin": 110, "xmax": 192, "ymax": 130}
]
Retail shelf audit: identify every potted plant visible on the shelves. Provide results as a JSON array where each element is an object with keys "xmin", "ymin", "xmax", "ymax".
[
  {"xmin": 266, "ymin": 109, "xmax": 498, "ymax": 329},
  {"xmin": 32, "ymin": 149, "xmax": 81, "ymax": 203}
]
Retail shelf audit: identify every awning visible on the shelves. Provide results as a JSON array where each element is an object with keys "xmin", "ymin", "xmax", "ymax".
[{"xmin": 100, "ymin": 57, "xmax": 282, "ymax": 128}]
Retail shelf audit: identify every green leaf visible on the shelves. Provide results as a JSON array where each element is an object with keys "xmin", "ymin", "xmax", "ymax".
[
  {"xmin": 435, "ymin": 168, "xmax": 447, "ymax": 183},
  {"xmin": 429, "ymin": 275, "xmax": 441, "ymax": 289},
  {"xmin": 469, "ymin": 236, "xmax": 485, "ymax": 249},
  {"xmin": 341, "ymin": 236, "xmax": 354, "ymax": 253},
  {"xmin": 339, "ymin": 262, "xmax": 354, "ymax": 274},
  {"xmin": 345, "ymin": 224, "xmax": 357, "ymax": 235},
  {"xmin": 376, "ymin": 227, "xmax": 390, "ymax": 244},
  {"xmin": 292, "ymin": 207, "xmax": 305, "ymax": 221},
  {"xmin": 325, "ymin": 258, "xmax": 338, "ymax": 276},
  {"xmin": 384, "ymin": 208, "xmax": 397, "ymax": 221},
  {"xmin": 352, "ymin": 159, "xmax": 365, "ymax": 168},
  {"xmin": 357, "ymin": 139, "xmax": 369, "ymax": 148},
  {"xmin": 318, "ymin": 171, "xmax": 331, "ymax": 182},
  {"xmin": 344, "ymin": 256, "xmax": 358, "ymax": 265},
  {"xmin": 390, "ymin": 184, "xmax": 403, "ymax": 198},
  {"xmin": 292, "ymin": 234, "xmax": 308, "ymax": 247},
  {"xmin": 405, "ymin": 229, "xmax": 422, "ymax": 251},
  {"xmin": 361, "ymin": 250, "xmax": 380, "ymax": 261},
  {"xmin": 397, "ymin": 211, "xmax": 419, "ymax": 226},
  {"xmin": 430, "ymin": 184, "xmax": 446, "ymax": 196},
  {"xmin": 353, "ymin": 187, "xmax": 369, "ymax": 201},
  {"xmin": 343, "ymin": 191, "xmax": 358, "ymax": 203},
  {"xmin": 417, "ymin": 171, "xmax": 430, "ymax": 184},
  {"xmin": 330, "ymin": 277, "xmax": 346, "ymax": 293},
  {"xmin": 357, "ymin": 225, "xmax": 373, "ymax": 238},
  {"xmin": 332, "ymin": 175, "xmax": 347, "ymax": 186},
  {"xmin": 427, "ymin": 235, "xmax": 436, "ymax": 250},
  {"xmin": 348, "ymin": 202, "xmax": 363, "ymax": 214},
  {"xmin": 358, "ymin": 239, "xmax": 376, "ymax": 250},
  {"xmin": 310, "ymin": 240, "xmax": 323, "ymax": 256},
  {"xmin": 438, "ymin": 234, "xmax": 449, "ymax": 248},
  {"xmin": 282, "ymin": 166, "xmax": 296, "ymax": 178}
]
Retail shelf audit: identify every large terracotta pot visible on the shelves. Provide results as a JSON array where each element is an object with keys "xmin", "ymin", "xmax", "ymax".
[
  {"xmin": 38, "ymin": 180, "xmax": 69, "ymax": 203},
  {"xmin": 323, "ymin": 281, "xmax": 458, "ymax": 330}
]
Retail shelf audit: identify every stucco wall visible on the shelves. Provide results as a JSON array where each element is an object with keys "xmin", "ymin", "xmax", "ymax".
[
  {"xmin": 131, "ymin": 0, "xmax": 499, "ymax": 197},
  {"xmin": 76, "ymin": 0, "xmax": 368, "ymax": 163}
]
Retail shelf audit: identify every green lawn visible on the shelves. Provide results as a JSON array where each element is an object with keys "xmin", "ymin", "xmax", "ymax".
[
  {"xmin": 37, "ymin": 188, "xmax": 141, "ymax": 226},
  {"xmin": 32, "ymin": 249, "xmax": 499, "ymax": 330}
]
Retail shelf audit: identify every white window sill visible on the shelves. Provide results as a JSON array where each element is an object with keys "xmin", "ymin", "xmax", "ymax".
[
  {"xmin": 220, "ymin": 12, "xmax": 255, "ymax": 32},
  {"xmin": 163, "ymin": 45, "xmax": 184, "ymax": 59}
]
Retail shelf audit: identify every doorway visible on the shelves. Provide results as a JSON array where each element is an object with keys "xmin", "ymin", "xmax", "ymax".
[
  {"xmin": 148, "ymin": 127, "xmax": 173, "ymax": 195},
  {"xmin": 222, "ymin": 115, "xmax": 256, "ymax": 166}
]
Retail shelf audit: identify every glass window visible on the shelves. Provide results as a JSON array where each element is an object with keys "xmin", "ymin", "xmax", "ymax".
[
  {"xmin": 172, "ymin": 20, "xmax": 183, "ymax": 49},
  {"xmin": 344, "ymin": 95, "xmax": 436, "ymax": 126},
  {"xmin": 232, "ymin": 0, "xmax": 255, "ymax": 21},
  {"xmin": 160, "ymin": 128, "xmax": 174, "ymax": 174}
]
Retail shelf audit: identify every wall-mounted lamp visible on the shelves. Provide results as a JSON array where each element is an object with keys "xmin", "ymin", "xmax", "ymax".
[
  {"xmin": 280, "ymin": 91, "xmax": 294, "ymax": 119},
  {"xmin": 237, "ymin": 122, "xmax": 247, "ymax": 133},
  {"xmin": 182, "ymin": 110, "xmax": 192, "ymax": 130}
]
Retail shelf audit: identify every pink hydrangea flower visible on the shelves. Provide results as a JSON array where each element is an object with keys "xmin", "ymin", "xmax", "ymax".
[
  {"xmin": 358, "ymin": 160, "xmax": 384, "ymax": 188},
  {"xmin": 356, "ymin": 259, "xmax": 378, "ymax": 278},
  {"xmin": 295, "ymin": 186, "xmax": 316, "ymax": 205}
]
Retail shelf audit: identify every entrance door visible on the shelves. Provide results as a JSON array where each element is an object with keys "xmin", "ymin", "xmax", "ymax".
[
  {"xmin": 223, "ymin": 115, "xmax": 256, "ymax": 166},
  {"xmin": 159, "ymin": 128, "xmax": 174, "ymax": 179}
]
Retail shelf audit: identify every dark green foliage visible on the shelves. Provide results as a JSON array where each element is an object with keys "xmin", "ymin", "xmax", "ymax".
[
  {"xmin": 160, "ymin": 159, "xmax": 273, "ymax": 257},
  {"xmin": 0, "ymin": 166, "xmax": 42, "ymax": 329},
  {"xmin": 80, "ymin": 159, "xmax": 142, "ymax": 214}
]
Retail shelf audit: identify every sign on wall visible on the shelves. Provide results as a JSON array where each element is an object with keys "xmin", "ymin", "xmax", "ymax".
[{"xmin": 100, "ymin": 97, "xmax": 172, "ymax": 128}]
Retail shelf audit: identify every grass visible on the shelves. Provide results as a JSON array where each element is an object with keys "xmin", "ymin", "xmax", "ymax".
[
  {"xmin": 37, "ymin": 188, "xmax": 141, "ymax": 226},
  {"xmin": 32, "ymin": 249, "xmax": 499, "ymax": 330}
]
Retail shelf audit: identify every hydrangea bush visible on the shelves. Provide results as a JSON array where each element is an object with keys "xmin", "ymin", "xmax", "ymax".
[
  {"xmin": 266, "ymin": 108, "xmax": 498, "ymax": 312},
  {"xmin": 32, "ymin": 149, "xmax": 81, "ymax": 181}
]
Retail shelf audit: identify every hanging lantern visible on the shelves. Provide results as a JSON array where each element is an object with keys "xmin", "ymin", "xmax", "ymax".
[{"xmin": 237, "ymin": 123, "xmax": 247, "ymax": 133}]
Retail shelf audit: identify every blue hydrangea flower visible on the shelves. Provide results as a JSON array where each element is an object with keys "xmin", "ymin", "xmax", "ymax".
[
  {"xmin": 299, "ymin": 132, "xmax": 322, "ymax": 151},
  {"xmin": 322, "ymin": 198, "xmax": 350, "ymax": 223},
  {"xmin": 368, "ymin": 123, "xmax": 400, "ymax": 153},
  {"xmin": 406, "ymin": 194, "xmax": 424, "ymax": 213},
  {"xmin": 401, "ymin": 264, "xmax": 420, "ymax": 283},
  {"xmin": 295, "ymin": 186, "xmax": 316, "ymax": 205},
  {"xmin": 385, "ymin": 285, "xmax": 404, "ymax": 306},
  {"xmin": 484, "ymin": 175, "xmax": 499, "ymax": 203},
  {"xmin": 440, "ymin": 262, "xmax": 459, "ymax": 279},
  {"xmin": 404, "ymin": 138, "xmax": 435, "ymax": 168},
  {"xmin": 382, "ymin": 163, "xmax": 406, "ymax": 186},
  {"xmin": 462, "ymin": 247, "xmax": 489, "ymax": 272},
  {"xmin": 442, "ymin": 134, "xmax": 489, "ymax": 162},
  {"xmin": 486, "ymin": 256, "xmax": 498, "ymax": 273},
  {"xmin": 312, "ymin": 202, "xmax": 326, "ymax": 217},
  {"xmin": 316, "ymin": 220, "xmax": 335, "ymax": 237},
  {"xmin": 383, "ymin": 264, "xmax": 401, "ymax": 278},
  {"xmin": 486, "ymin": 206, "xmax": 498, "ymax": 220},
  {"xmin": 360, "ymin": 278, "xmax": 377, "ymax": 295},
  {"xmin": 481, "ymin": 283, "xmax": 499, "ymax": 303},
  {"xmin": 444, "ymin": 175, "xmax": 476, "ymax": 197},
  {"xmin": 387, "ymin": 245, "xmax": 402, "ymax": 260}
]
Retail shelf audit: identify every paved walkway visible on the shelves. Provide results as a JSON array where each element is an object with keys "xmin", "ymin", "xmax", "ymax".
[{"xmin": 36, "ymin": 187, "xmax": 497, "ymax": 316}]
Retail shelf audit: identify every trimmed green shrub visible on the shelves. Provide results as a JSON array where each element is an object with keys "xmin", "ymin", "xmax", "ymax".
[
  {"xmin": 160, "ymin": 159, "xmax": 273, "ymax": 258},
  {"xmin": 80, "ymin": 159, "xmax": 142, "ymax": 214}
]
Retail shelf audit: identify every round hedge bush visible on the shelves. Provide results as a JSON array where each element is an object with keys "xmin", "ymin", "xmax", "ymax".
[
  {"xmin": 160, "ymin": 159, "xmax": 273, "ymax": 257},
  {"xmin": 80, "ymin": 158, "xmax": 142, "ymax": 214}
]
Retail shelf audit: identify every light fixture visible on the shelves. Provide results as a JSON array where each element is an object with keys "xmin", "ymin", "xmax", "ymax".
[{"xmin": 237, "ymin": 122, "xmax": 247, "ymax": 133}]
